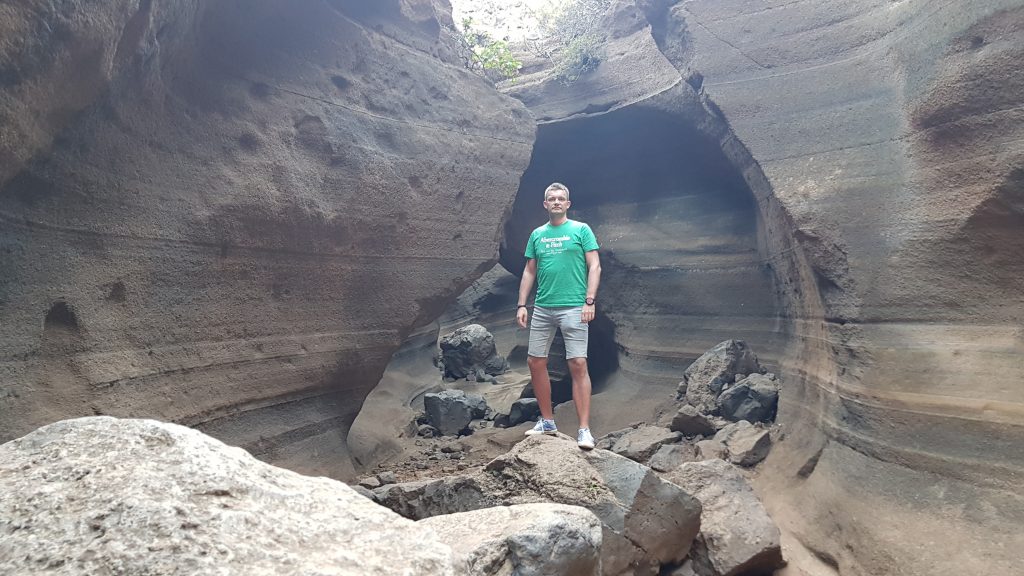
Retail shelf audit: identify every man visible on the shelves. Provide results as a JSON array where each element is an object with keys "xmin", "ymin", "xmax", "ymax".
[{"xmin": 516, "ymin": 182, "xmax": 601, "ymax": 450}]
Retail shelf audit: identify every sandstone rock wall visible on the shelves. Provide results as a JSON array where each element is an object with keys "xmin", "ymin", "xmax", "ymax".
[
  {"xmin": 0, "ymin": 0, "xmax": 534, "ymax": 478},
  {"xmin": 661, "ymin": 1, "xmax": 1024, "ymax": 573},
  {"xmin": 496, "ymin": 1, "xmax": 1023, "ymax": 573}
]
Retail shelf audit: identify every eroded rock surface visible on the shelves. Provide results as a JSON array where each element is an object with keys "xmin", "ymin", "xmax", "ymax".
[
  {"xmin": 656, "ymin": 1, "xmax": 1024, "ymax": 573},
  {"xmin": 0, "ymin": 417, "xmax": 459, "ymax": 575},
  {"xmin": 0, "ymin": 0, "xmax": 534, "ymax": 478}
]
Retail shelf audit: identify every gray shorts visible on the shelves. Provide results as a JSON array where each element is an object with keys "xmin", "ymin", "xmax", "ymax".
[{"xmin": 528, "ymin": 306, "xmax": 589, "ymax": 359}]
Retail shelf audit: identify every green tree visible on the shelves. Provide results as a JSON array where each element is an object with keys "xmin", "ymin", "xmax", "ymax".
[
  {"xmin": 529, "ymin": 0, "xmax": 609, "ymax": 85},
  {"xmin": 458, "ymin": 17, "xmax": 522, "ymax": 81}
]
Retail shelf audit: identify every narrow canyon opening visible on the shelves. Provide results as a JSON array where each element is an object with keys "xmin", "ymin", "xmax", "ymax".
[{"xmin": 501, "ymin": 105, "xmax": 788, "ymax": 388}]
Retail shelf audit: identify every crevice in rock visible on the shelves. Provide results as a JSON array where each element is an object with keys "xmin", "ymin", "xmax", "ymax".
[{"xmin": 112, "ymin": 0, "xmax": 153, "ymax": 71}]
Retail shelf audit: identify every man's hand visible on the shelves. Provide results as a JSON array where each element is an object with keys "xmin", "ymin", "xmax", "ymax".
[
  {"xmin": 517, "ymin": 306, "xmax": 529, "ymax": 328},
  {"xmin": 582, "ymin": 303, "xmax": 596, "ymax": 323}
]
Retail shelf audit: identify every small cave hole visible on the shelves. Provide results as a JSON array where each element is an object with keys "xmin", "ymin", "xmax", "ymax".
[
  {"xmin": 330, "ymin": 74, "xmax": 352, "ymax": 91},
  {"xmin": 105, "ymin": 281, "xmax": 127, "ymax": 303},
  {"xmin": 686, "ymin": 71, "xmax": 704, "ymax": 91},
  {"xmin": 238, "ymin": 132, "xmax": 261, "ymax": 151},
  {"xmin": 44, "ymin": 301, "xmax": 80, "ymax": 334},
  {"xmin": 249, "ymin": 82, "xmax": 273, "ymax": 99}
]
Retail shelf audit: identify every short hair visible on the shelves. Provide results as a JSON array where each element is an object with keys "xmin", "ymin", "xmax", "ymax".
[{"xmin": 544, "ymin": 182, "xmax": 570, "ymax": 199}]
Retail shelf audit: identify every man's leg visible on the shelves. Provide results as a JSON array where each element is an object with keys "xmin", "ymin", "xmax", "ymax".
[
  {"xmin": 527, "ymin": 355, "xmax": 554, "ymax": 420},
  {"xmin": 526, "ymin": 306, "xmax": 557, "ymax": 422},
  {"xmin": 559, "ymin": 307, "xmax": 594, "ymax": 447},
  {"xmin": 567, "ymin": 357, "xmax": 591, "ymax": 429}
]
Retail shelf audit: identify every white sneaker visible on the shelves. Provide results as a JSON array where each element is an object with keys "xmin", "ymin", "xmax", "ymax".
[
  {"xmin": 525, "ymin": 418, "xmax": 558, "ymax": 436},
  {"xmin": 577, "ymin": 428, "xmax": 595, "ymax": 450}
]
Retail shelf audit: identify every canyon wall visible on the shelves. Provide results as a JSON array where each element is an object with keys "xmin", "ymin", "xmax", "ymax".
[
  {"xmin": 497, "ymin": 1, "xmax": 1023, "ymax": 573},
  {"xmin": 0, "ymin": 0, "xmax": 534, "ymax": 478},
  {"xmin": 662, "ymin": 1, "xmax": 1024, "ymax": 574}
]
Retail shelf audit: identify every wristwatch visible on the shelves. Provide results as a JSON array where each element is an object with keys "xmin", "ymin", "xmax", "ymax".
[{"xmin": 585, "ymin": 297, "xmax": 596, "ymax": 306}]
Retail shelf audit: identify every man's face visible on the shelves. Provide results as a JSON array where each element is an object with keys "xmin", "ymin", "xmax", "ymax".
[{"xmin": 543, "ymin": 191, "xmax": 570, "ymax": 216}]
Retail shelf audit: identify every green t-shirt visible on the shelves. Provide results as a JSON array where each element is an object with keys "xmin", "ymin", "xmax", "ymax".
[{"xmin": 525, "ymin": 219, "xmax": 600, "ymax": 308}]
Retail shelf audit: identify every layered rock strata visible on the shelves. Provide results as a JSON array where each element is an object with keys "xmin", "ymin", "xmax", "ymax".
[
  {"xmin": 655, "ymin": 2, "xmax": 1024, "ymax": 574},
  {"xmin": 492, "ymin": 0, "xmax": 1024, "ymax": 574},
  {"xmin": 0, "ymin": 0, "xmax": 534, "ymax": 477}
]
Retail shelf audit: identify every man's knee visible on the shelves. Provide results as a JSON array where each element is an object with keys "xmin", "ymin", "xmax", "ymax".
[
  {"xmin": 527, "ymin": 355, "xmax": 548, "ymax": 368},
  {"xmin": 567, "ymin": 357, "xmax": 589, "ymax": 374}
]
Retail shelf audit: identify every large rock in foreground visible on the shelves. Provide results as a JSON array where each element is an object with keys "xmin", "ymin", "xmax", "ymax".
[
  {"xmin": 0, "ymin": 417, "xmax": 458, "ymax": 575},
  {"xmin": 375, "ymin": 435, "xmax": 703, "ymax": 576},
  {"xmin": 422, "ymin": 503, "xmax": 603, "ymax": 576},
  {"xmin": 484, "ymin": 435, "xmax": 702, "ymax": 573},
  {"xmin": 665, "ymin": 460, "xmax": 783, "ymax": 576}
]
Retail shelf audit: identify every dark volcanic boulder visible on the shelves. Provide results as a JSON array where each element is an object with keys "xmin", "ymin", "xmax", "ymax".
[
  {"xmin": 423, "ymin": 390, "xmax": 488, "ymax": 436},
  {"xmin": 718, "ymin": 374, "xmax": 779, "ymax": 423},
  {"xmin": 507, "ymin": 398, "xmax": 542, "ymax": 426},
  {"xmin": 681, "ymin": 341, "xmax": 762, "ymax": 414},
  {"xmin": 439, "ymin": 324, "xmax": 510, "ymax": 380}
]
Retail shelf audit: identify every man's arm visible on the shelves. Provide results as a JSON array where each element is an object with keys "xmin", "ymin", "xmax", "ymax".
[
  {"xmin": 517, "ymin": 258, "xmax": 537, "ymax": 328},
  {"xmin": 582, "ymin": 250, "xmax": 601, "ymax": 323}
]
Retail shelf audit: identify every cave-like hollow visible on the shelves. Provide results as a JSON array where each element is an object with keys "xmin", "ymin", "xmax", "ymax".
[{"xmin": 498, "ymin": 103, "xmax": 793, "ymax": 425}]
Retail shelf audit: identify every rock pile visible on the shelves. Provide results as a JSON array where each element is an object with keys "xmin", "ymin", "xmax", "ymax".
[
  {"xmin": 437, "ymin": 324, "xmax": 509, "ymax": 382},
  {"xmin": 678, "ymin": 340, "xmax": 761, "ymax": 413},
  {"xmin": 374, "ymin": 434, "xmax": 703, "ymax": 575},
  {"xmin": 597, "ymin": 421, "xmax": 771, "ymax": 470},
  {"xmin": 675, "ymin": 336, "xmax": 778, "ymax": 422},
  {"xmin": 674, "ymin": 340, "xmax": 780, "ymax": 425}
]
